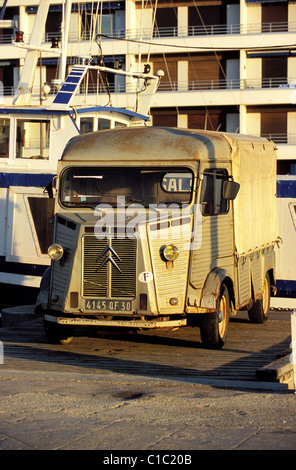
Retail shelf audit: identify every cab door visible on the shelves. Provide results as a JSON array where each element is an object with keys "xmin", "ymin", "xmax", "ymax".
[{"xmin": 189, "ymin": 164, "xmax": 235, "ymax": 292}]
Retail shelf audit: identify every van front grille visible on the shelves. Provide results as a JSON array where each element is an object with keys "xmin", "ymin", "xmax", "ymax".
[{"xmin": 83, "ymin": 235, "xmax": 136, "ymax": 298}]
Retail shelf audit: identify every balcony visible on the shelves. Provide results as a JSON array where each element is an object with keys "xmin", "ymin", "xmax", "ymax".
[
  {"xmin": 157, "ymin": 77, "xmax": 294, "ymax": 92},
  {"xmin": 127, "ymin": 21, "xmax": 296, "ymax": 39},
  {"xmin": 2, "ymin": 76, "xmax": 294, "ymax": 103},
  {"xmin": 1, "ymin": 20, "xmax": 296, "ymax": 46}
]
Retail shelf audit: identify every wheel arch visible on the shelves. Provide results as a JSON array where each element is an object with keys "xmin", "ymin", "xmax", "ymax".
[
  {"xmin": 200, "ymin": 267, "xmax": 235, "ymax": 310},
  {"xmin": 34, "ymin": 267, "xmax": 51, "ymax": 314}
]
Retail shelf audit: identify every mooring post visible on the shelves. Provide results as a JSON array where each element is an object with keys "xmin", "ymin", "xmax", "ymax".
[
  {"xmin": 291, "ymin": 310, "xmax": 296, "ymax": 392},
  {"xmin": 0, "ymin": 340, "xmax": 3, "ymax": 364}
]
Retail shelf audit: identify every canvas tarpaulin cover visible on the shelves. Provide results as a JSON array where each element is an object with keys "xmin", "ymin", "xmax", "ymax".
[{"xmin": 225, "ymin": 133, "xmax": 278, "ymax": 255}]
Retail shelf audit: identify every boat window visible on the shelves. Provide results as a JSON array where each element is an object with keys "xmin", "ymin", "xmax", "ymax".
[
  {"xmin": 80, "ymin": 117, "xmax": 93, "ymax": 134},
  {"xmin": 115, "ymin": 121, "xmax": 127, "ymax": 128},
  {"xmin": 98, "ymin": 118, "xmax": 111, "ymax": 130},
  {"xmin": 60, "ymin": 167, "xmax": 194, "ymax": 208},
  {"xmin": 0, "ymin": 118, "xmax": 9, "ymax": 158},
  {"xmin": 16, "ymin": 119, "xmax": 50, "ymax": 159}
]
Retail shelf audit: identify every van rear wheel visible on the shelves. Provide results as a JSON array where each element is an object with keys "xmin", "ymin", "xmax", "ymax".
[
  {"xmin": 248, "ymin": 273, "xmax": 270, "ymax": 324},
  {"xmin": 44, "ymin": 317, "xmax": 75, "ymax": 344},
  {"xmin": 200, "ymin": 284, "xmax": 230, "ymax": 349}
]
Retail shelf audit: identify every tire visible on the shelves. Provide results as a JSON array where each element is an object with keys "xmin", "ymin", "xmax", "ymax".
[
  {"xmin": 248, "ymin": 272, "xmax": 270, "ymax": 324},
  {"xmin": 200, "ymin": 284, "xmax": 230, "ymax": 349},
  {"xmin": 44, "ymin": 318, "xmax": 75, "ymax": 345}
]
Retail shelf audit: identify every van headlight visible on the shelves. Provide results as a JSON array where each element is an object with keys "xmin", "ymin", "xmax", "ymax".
[
  {"xmin": 163, "ymin": 244, "xmax": 179, "ymax": 261},
  {"xmin": 48, "ymin": 244, "xmax": 64, "ymax": 260}
]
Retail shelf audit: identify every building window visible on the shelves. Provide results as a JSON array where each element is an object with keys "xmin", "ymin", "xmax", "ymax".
[
  {"xmin": 188, "ymin": 109, "xmax": 225, "ymax": 132},
  {"xmin": 152, "ymin": 55, "xmax": 177, "ymax": 91},
  {"xmin": 152, "ymin": 109, "xmax": 177, "ymax": 127},
  {"xmin": 80, "ymin": 5, "xmax": 124, "ymax": 40},
  {"xmin": 261, "ymin": 3, "xmax": 288, "ymax": 33},
  {"xmin": 262, "ymin": 56, "xmax": 287, "ymax": 88},
  {"xmin": 46, "ymin": 64, "xmax": 58, "ymax": 93},
  {"xmin": 261, "ymin": 111, "xmax": 287, "ymax": 144},
  {"xmin": 154, "ymin": 7, "xmax": 177, "ymax": 37},
  {"xmin": 188, "ymin": 54, "xmax": 222, "ymax": 90},
  {"xmin": 0, "ymin": 60, "xmax": 16, "ymax": 95},
  {"xmin": 45, "ymin": 10, "xmax": 62, "ymax": 41},
  {"xmin": 0, "ymin": 6, "xmax": 18, "ymax": 44},
  {"xmin": 188, "ymin": 5, "xmax": 227, "ymax": 36}
]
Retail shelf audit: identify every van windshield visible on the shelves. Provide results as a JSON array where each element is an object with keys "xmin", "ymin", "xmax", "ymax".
[{"xmin": 60, "ymin": 167, "xmax": 194, "ymax": 208}]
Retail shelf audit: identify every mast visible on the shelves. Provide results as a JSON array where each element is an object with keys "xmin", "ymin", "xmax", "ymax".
[
  {"xmin": 13, "ymin": 0, "xmax": 50, "ymax": 105},
  {"xmin": 12, "ymin": 0, "xmax": 72, "ymax": 105},
  {"xmin": 58, "ymin": 0, "xmax": 72, "ymax": 85}
]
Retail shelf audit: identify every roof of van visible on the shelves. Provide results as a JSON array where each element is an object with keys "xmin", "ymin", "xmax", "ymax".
[{"xmin": 61, "ymin": 126, "xmax": 275, "ymax": 163}]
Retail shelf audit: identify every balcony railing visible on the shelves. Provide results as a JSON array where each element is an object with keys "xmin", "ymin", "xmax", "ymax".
[
  {"xmin": 262, "ymin": 133, "xmax": 288, "ymax": 144},
  {"xmin": 2, "ymin": 76, "xmax": 295, "ymax": 98},
  {"xmin": 128, "ymin": 21, "xmax": 296, "ymax": 39},
  {"xmin": 261, "ymin": 134, "xmax": 296, "ymax": 145},
  {"xmin": 157, "ymin": 77, "xmax": 294, "ymax": 92},
  {"xmin": 0, "ymin": 19, "xmax": 296, "ymax": 45}
]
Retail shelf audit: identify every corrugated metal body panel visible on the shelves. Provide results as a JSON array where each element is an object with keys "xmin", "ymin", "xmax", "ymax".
[
  {"xmin": 148, "ymin": 217, "xmax": 192, "ymax": 313},
  {"xmin": 190, "ymin": 214, "xmax": 234, "ymax": 289},
  {"xmin": 251, "ymin": 252, "xmax": 262, "ymax": 299},
  {"xmin": 237, "ymin": 257, "xmax": 252, "ymax": 306},
  {"xmin": 51, "ymin": 224, "xmax": 77, "ymax": 300}
]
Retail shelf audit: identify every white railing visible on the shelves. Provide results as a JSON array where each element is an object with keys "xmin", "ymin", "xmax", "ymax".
[
  {"xmin": 3, "ymin": 76, "xmax": 295, "ymax": 98},
  {"xmin": 156, "ymin": 77, "xmax": 294, "ymax": 92},
  {"xmin": 261, "ymin": 134, "xmax": 296, "ymax": 145},
  {"xmin": 0, "ymin": 20, "xmax": 295, "ymax": 45}
]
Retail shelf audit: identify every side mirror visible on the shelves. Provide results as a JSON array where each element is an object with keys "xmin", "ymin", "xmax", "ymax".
[
  {"xmin": 223, "ymin": 180, "xmax": 240, "ymax": 200},
  {"xmin": 43, "ymin": 177, "xmax": 57, "ymax": 199},
  {"xmin": 43, "ymin": 181, "xmax": 53, "ymax": 198}
]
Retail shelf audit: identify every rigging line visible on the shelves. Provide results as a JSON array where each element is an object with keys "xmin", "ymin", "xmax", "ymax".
[
  {"xmin": 138, "ymin": 0, "xmax": 144, "ymax": 73},
  {"xmin": 147, "ymin": 0, "xmax": 158, "ymax": 64},
  {"xmin": 191, "ymin": 0, "xmax": 236, "ymax": 130},
  {"xmin": 97, "ymin": 33, "xmax": 296, "ymax": 52},
  {"xmin": 153, "ymin": 18, "xmax": 180, "ymax": 116},
  {"xmin": 158, "ymin": 0, "xmax": 180, "ymax": 116},
  {"xmin": 134, "ymin": 0, "xmax": 145, "ymax": 111},
  {"xmin": 172, "ymin": 0, "xmax": 213, "ymax": 130},
  {"xmin": 190, "ymin": 0, "xmax": 244, "ymax": 130},
  {"xmin": 91, "ymin": 1, "xmax": 101, "ymax": 106},
  {"xmin": 193, "ymin": 0, "xmax": 228, "ymax": 82},
  {"xmin": 94, "ymin": 1, "xmax": 113, "ymax": 106},
  {"xmin": 90, "ymin": 1, "xmax": 100, "ymax": 51}
]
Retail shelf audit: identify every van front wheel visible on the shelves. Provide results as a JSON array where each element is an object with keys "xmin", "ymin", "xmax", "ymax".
[
  {"xmin": 44, "ymin": 317, "xmax": 75, "ymax": 344},
  {"xmin": 200, "ymin": 285, "xmax": 230, "ymax": 349}
]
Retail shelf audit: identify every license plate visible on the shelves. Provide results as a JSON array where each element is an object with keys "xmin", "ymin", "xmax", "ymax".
[{"xmin": 85, "ymin": 299, "xmax": 132, "ymax": 312}]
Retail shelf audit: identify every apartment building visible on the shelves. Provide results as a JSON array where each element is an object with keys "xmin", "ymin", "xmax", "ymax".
[{"xmin": 0, "ymin": 0, "xmax": 295, "ymax": 173}]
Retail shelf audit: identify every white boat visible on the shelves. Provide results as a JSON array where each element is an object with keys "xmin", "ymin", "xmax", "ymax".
[
  {"xmin": 0, "ymin": 0, "xmax": 161, "ymax": 304},
  {"xmin": 271, "ymin": 176, "xmax": 296, "ymax": 310}
]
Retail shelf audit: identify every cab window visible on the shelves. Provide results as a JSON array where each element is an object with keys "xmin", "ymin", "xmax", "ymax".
[{"xmin": 201, "ymin": 168, "xmax": 229, "ymax": 216}]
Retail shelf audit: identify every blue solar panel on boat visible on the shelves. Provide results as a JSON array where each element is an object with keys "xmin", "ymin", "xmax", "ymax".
[
  {"xmin": 59, "ymin": 83, "xmax": 77, "ymax": 92},
  {"xmin": 52, "ymin": 65, "xmax": 87, "ymax": 105},
  {"xmin": 65, "ymin": 75, "xmax": 81, "ymax": 83},
  {"xmin": 53, "ymin": 92, "xmax": 72, "ymax": 104}
]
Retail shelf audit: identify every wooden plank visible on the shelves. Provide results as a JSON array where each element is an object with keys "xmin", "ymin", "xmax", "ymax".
[{"xmin": 256, "ymin": 354, "xmax": 292, "ymax": 381}]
